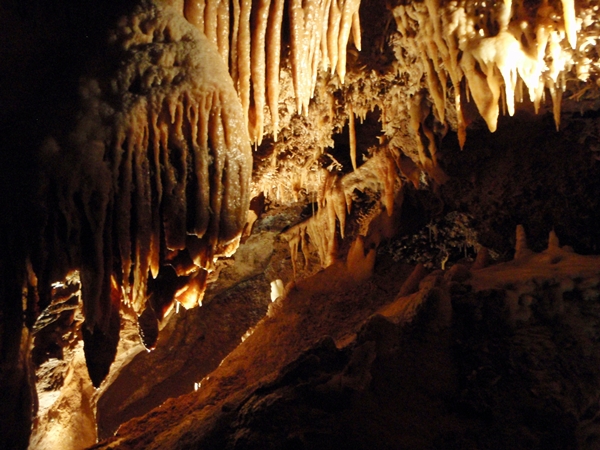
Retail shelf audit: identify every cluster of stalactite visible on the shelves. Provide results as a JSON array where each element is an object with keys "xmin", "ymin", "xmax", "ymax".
[
  {"xmin": 181, "ymin": 0, "xmax": 362, "ymax": 143},
  {"xmin": 392, "ymin": 0, "xmax": 600, "ymax": 156},
  {"xmin": 29, "ymin": 1, "xmax": 252, "ymax": 385},
  {"xmin": 234, "ymin": 0, "xmax": 600, "ymax": 271},
  {"xmin": 21, "ymin": 0, "xmax": 600, "ymax": 388},
  {"xmin": 285, "ymin": 149, "xmax": 402, "ymax": 272}
]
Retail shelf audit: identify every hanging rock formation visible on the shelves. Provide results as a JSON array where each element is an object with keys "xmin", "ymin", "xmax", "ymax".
[
  {"xmin": 17, "ymin": 0, "xmax": 253, "ymax": 393},
  {"xmin": 3, "ymin": 0, "xmax": 600, "ymax": 448}
]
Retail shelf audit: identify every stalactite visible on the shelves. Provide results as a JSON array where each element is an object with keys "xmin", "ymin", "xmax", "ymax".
[
  {"xmin": 327, "ymin": 0, "xmax": 341, "ymax": 79},
  {"xmin": 161, "ymin": 102, "xmax": 189, "ymax": 253},
  {"xmin": 131, "ymin": 116, "xmax": 152, "ymax": 310},
  {"xmin": 408, "ymin": 92, "xmax": 447, "ymax": 183},
  {"xmin": 351, "ymin": 10, "xmax": 361, "ymax": 51},
  {"xmin": 191, "ymin": 94, "xmax": 212, "ymax": 239},
  {"xmin": 319, "ymin": 0, "xmax": 333, "ymax": 70},
  {"xmin": 348, "ymin": 103, "xmax": 357, "ymax": 171},
  {"xmin": 310, "ymin": 0, "xmax": 328, "ymax": 92},
  {"xmin": 184, "ymin": 0, "xmax": 362, "ymax": 142},
  {"xmin": 392, "ymin": 0, "xmax": 595, "ymax": 148},
  {"xmin": 283, "ymin": 138, "xmax": 415, "ymax": 272},
  {"xmin": 289, "ymin": 0, "xmax": 305, "ymax": 114},
  {"xmin": 37, "ymin": 1, "xmax": 252, "ymax": 380},
  {"xmin": 266, "ymin": 0, "xmax": 285, "ymax": 140},
  {"xmin": 286, "ymin": 170, "xmax": 347, "ymax": 269},
  {"xmin": 230, "ymin": 0, "xmax": 241, "ymax": 84},
  {"xmin": 184, "ymin": 0, "xmax": 206, "ymax": 30},
  {"xmin": 561, "ymin": 0, "xmax": 578, "ymax": 49},
  {"xmin": 376, "ymin": 153, "xmax": 398, "ymax": 217},
  {"xmin": 204, "ymin": 0, "xmax": 219, "ymax": 53},
  {"xmin": 335, "ymin": 0, "xmax": 361, "ymax": 83},
  {"xmin": 250, "ymin": 0, "xmax": 272, "ymax": 143},
  {"xmin": 217, "ymin": 0, "xmax": 231, "ymax": 67},
  {"xmin": 116, "ymin": 132, "xmax": 134, "ymax": 304}
]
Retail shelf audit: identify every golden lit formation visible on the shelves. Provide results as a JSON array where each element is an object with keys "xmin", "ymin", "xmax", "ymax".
[
  {"xmin": 38, "ymin": 2, "xmax": 252, "ymax": 354},
  {"xmin": 184, "ymin": 0, "xmax": 362, "ymax": 142},
  {"xmin": 394, "ymin": 0, "xmax": 598, "ymax": 151},
  {"xmin": 5, "ymin": 0, "xmax": 600, "ymax": 448},
  {"xmin": 108, "ymin": 4, "xmax": 252, "ymax": 317},
  {"xmin": 30, "ymin": 0, "xmax": 600, "ymax": 368}
]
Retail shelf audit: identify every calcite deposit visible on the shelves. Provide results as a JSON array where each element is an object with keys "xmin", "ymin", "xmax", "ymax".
[{"xmin": 1, "ymin": 0, "xmax": 600, "ymax": 448}]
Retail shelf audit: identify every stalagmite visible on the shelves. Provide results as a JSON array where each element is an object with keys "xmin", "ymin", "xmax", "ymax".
[
  {"xmin": 548, "ymin": 229, "xmax": 561, "ymax": 250},
  {"xmin": 380, "ymin": 155, "xmax": 397, "ymax": 216},
  {"xmin": 472, "ymin": 247, "xmax": 490, "ymax": 270},
  {"xmin": 270, "ymin": 279, "xmax": 285, "ymax": 301},
  {"xmin": 289, "ymin": 233, "xmax": 301, "ymax": 277},
  {"xmin": 399, "ymin": 264, "xmax": 428, "ymax": 297},
  {"xmin": 175, "ymin": 269, "xmax": 208, "ymax": 309},
  {"xmin": 345, "ymin": 235, "xmax": 375, "ymax": 282},
  {"xmin": 514, "ymin": 224, "xmax": 530, "ymax": 260}
]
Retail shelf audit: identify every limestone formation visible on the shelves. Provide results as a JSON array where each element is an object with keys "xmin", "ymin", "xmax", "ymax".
[{"xmin": 2, "ymin": 0, "xmax": 600, "ymax": 448}]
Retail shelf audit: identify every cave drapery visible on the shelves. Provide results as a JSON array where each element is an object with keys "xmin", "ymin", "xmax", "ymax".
[{"xmin": 2, "ymin": 0, "xmax": 600, "ymax": 448}]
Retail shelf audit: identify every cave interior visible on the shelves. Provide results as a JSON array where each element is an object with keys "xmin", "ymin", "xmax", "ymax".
[{"xmin": 3, "ymin": 0, "xmax": 600, "ymax": 449}]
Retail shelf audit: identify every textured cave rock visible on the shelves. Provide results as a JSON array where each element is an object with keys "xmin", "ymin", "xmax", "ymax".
[
  {"xmin": 2, "ymin": 0, "xmax": 253, "ymax": 445},
  {"xmin": 439, "ymin": 110, "xmax": 600, "ymax": 257},
  {"xmin": 28, "ymin": 205, "xmax": 303, "ymax": 448},
  {"xmin": 91, "ymin": 237, "xmax": 600, "ymax": 449},
  {"xmin": 3, "ymin": 0, "xmax": 600, "ymax": 448},
  {"xmin": 95, "ymin": 276, "xmax": 270, "ymax": 440}
]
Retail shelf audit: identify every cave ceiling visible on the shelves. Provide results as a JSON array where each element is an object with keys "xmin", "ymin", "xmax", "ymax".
[{"xmin": 2, "ymin": 0, "xmax": 600, "ymax": 448}]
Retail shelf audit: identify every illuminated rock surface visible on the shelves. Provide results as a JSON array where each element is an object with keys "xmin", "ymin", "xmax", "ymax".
[
  {"xmin": 93, "ymin": 233, "xmax": 600, "ymax": 449},
  {"xmin": 2, "ymin": 0, "xmax": 600, "ymax": 448}
]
